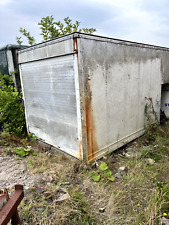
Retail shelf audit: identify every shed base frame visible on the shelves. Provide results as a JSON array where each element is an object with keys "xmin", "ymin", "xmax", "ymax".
[{"xmin": 87, "ymin": 128, "xmax": 145, "ymax": 162}]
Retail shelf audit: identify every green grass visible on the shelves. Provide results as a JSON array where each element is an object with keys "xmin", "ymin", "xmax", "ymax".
[{"xmin": 0, "ymin": 121, "xmax": 169, "ymax": 224}]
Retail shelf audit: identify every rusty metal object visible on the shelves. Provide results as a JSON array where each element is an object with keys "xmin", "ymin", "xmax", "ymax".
[
  {"xmin": 0, "ymin": 184, "xmax": 24, "ymax": 225},
  {"xmin": 0, "ymin": 189, "xmax": 9, "ymax": 211}
]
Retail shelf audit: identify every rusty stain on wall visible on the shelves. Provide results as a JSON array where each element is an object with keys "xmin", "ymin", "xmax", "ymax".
[
  {"xmin": 78, "ymin": 141, "xmax": 83, "ymax": 160},
  {"xmin": 73, "ymin": 37, "xmax": 78, "ymax": 54},
  {"xmin": 85, "ymin": 84, "xmax": 98, "ymax": 161}
]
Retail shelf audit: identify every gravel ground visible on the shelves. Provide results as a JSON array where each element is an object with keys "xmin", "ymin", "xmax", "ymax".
[{"xmin": 0, "ymin": 152, "xmax": 43, "ymax": 189}]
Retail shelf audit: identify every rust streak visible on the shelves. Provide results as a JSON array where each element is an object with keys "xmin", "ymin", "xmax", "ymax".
[
  {"xmin": 78, "ymin": 140, "xmax": 83, "ymax": 161},
  {"xmin": 73, "ymin": 37, "xmax": 78, "ymax": 54},
  {"xmin": 85, "ymin": 92, "xmax": 98, "ymax": 161}
]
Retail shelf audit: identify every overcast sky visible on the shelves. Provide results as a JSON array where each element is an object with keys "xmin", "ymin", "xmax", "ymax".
[{"xmin": 1, "ymin": 0, "xmax": 169, "ymax": 47}]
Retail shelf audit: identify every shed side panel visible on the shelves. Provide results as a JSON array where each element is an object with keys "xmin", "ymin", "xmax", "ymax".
[
  {"xmin": 80, "ymin": 38, "xmax": 162, "ymax": 161},
  {"xmin": 20, "ymin": 54, "xmax": 79, "ymax": 158}
]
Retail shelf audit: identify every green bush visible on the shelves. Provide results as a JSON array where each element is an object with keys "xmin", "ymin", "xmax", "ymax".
[{"xmin": 0, "ymin": 73, "xmax": 26, "ymax": 135}]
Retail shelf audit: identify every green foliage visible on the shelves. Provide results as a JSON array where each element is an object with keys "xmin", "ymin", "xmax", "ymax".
[
  {"xmin": 15, "ymin": 147, "xmax": 31, "ymax": 157},
  {"xmin": 103, "ymin": 168, "xmax": 115, "ymax": 181},
  {"xmin": 32, "ymin": 152, "xmax": 38, "ymax": 156},
  {"xmin": 91, "ymin": 162, "xmax": 115, "ymax": 182},
  {"xmin": 154, "ymin": 181, "xmax": 169, "ymax": 217},
  {"xmin": 108, "ymin": 176, "xmax": 115, "ymax": 182},
  {"xmin": 0, "ymin": 73, "xmax": 26, "ymax": 135},
  {"xmin": 0, "ymin": 131, "xmax": 10, "ymax": 146},
  {"xmin": 17, "ymin": 16, "xmax": 96, "ymax": 45},
  {"xmin": 104, "ymin": 169, "xmax": 112, "ymax": 177},
  {"xmin": 8, "ymin": 146, "xmax": 38, "ymax": 157},
  {"xmin": 19, "ymin": 28, "xmax": 36, "ymax": 45},
  {"xmin": 31, "ymin": 135, "xmax": 37, "ymax": 142},
  {"xmin": 16, "ymin": 36, "xmax": 23, "ymax": 46},
  {"xmin": 100, "ymin": 162, "xmax": 108, "ymax": 171},
  {"xmin": 91, "ymin": 173, "xmax": 100, "ymax": 182},
  {"xmin": 156, "ymin": 181, "xmax": 169, "ymax": 201}
]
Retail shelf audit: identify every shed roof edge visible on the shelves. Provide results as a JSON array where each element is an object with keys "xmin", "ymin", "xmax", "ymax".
[{"xmin": 18, "ymin": 32, "xmax": 169, "ymax": 53}]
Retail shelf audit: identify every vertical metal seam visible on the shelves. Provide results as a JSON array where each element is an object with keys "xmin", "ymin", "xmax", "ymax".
[
  {"xmin": 18, "ymin": 61, "xmax": 30, "ymax": 134},
  {"xmin": 73, "ymin": 41, "xmax": 83, "ymax": 160},
  {"xmin": 74, "ymin": 38, "xmax": 89, "ymax": 162}
]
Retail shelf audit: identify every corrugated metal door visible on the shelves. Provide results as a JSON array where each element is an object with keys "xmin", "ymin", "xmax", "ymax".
[{"xmin": 20, "ymin": 54, "xmax": 79, "ymax": 157}]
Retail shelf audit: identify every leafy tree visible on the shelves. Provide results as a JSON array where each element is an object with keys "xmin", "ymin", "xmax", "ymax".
[{"xmin": 17, "ymin": 16, "xmax": 96, "ymax": 45}]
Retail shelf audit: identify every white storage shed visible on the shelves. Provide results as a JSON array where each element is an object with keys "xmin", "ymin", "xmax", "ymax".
[{"xmin": 18, "ymin": 32, "xmax": 169, "ymax": 161}]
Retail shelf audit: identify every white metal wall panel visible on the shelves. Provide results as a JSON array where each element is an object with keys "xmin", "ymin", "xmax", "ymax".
[
  {"xmin": 20, "ymin": 54, "xmax": 79, "ymax": 157},
  {"xmin": 79, "ymin": 38, "xmax": 162, "ymax": 160},
  {"xmin": 19, "ymin": 39, "xmax": 74, "ymax": 64}
]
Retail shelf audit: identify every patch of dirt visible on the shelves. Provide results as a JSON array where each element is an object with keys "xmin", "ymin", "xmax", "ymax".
[{"xmin": 0, "ymin": 155, "xmax": 43, "ymax": 189}]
